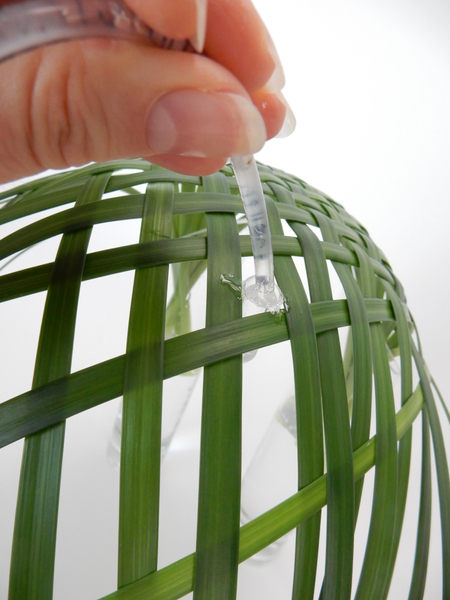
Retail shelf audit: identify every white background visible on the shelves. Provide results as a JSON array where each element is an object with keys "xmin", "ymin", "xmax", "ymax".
[{"xmin": 0, "ymin": 0, "xmax": 450, "ymax": 598}]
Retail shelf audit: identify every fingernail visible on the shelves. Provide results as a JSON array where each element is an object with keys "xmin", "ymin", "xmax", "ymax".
[
  {"xmin": 146, "ymin": 90, "xmax": 267, "ymax": 157},
  {"xmin": 275, "ymin": 93, "xmax": 296, "ymax": 138},
  {"xmin": 263, "ymin": 28, "xmax": 285, "ymax": 93},
  {"xmin": 189, "ymin": 0, "xmax": 207, "ymax": 52}
]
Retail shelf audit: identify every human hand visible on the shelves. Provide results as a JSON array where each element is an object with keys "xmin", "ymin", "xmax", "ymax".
[{"xmin": 0, "ymin": 0, "xmax": 295, "ymax": 184}]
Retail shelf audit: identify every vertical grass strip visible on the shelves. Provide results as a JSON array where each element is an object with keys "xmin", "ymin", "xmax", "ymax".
[
  {"xmin": 286, "ymin": 214, "xmax": 354, "ymax": 599},
  {"xmin": 8, "ymin": 173, "xmax": 110, "ymax": 600},
  {"xmin": 350, "ymin": 240, "xmax": 400, "ymax": 600},
  {"xmin": 119, "ymin": 182, "xmax": 175, "ymax": 586},
  {"xmin": 381, "ymin": 279, "xmax": 414, "ymax": 590},
  {"xmin": 408, "ymin": 408, "xmax": 432, "ymax": 600},
  {"xmin": 354, "ymin": 321, "xmax": 399, "ymax": 600},
  {"xmin": 412, "ymin": 343, "xmax": 450, "ymax": 599},
  {"xmin": 266, "ymin": 186, "xmax": 324, "ymax": 600},
  {"xmin": 313, "ymin": 211, "xmax": 373, "ymax": 520},
  {"xmin": 193, "ymin": 173, "xmax": 242, "ymax": 600}
]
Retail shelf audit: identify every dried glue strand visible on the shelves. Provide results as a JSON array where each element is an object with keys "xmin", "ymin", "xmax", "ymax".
[{"xmin": 0, "ymin": 0, "xmax": 193, "ymax": 64}]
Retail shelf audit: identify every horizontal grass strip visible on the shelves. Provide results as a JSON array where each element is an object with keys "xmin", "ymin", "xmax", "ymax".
[
  {"xmin": 98, "ymin": 384, "xmax": 425, "ymax": 600},
  {"xmin": 0, "ymin": 160, "xmax": 148, "ymax": 201},
  {"xmin": 0, "ymin": 195, "xmax": 315, "ymax": 259},
  {"xmin": 0, "ymin": 299, "xmax": 396, "ymax": 448},
  {"xmin": 0, "ymin": 236, "xmax": 395, "ymax": 303},
  {"xmin": 0, "ymin": 163, "xmax": 198, "ymax": 224}
]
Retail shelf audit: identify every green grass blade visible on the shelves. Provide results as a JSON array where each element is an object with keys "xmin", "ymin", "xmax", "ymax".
[
  {"xmin": 118, "ymin": 182, "xmax": 175, "ymax": 586},
  {"xmin": 342, "ymin": 239, "xmax": 402, "ymax": 600},
  {"xmin": 265, "ymin": 191, "xmax": 324, "ymax": 600},
  {"xmin": 0, "ymin": 192, "xmax": 241, "ymax": 261},
  {"xmin": 0, "ymin": 159, "xmax": 149, "ymax": 202},
  {"xmin": 193, "ymin": 173, "xmax": 242, "ymax": 600},
  {"xmin": 0, "ymin": 186, "xmax": 81, "ymax": 225},
  {"xmin": 0, "ymin": 237, "xmax": 208, "ymax": 303},
  {"xmin": 239, "ymin": 386, "xmax": 423, "ymax": 565},
  {"xmin": 408, "ymin": 408, "xmax": 432, "ymax": 600},
  {"xmin": 166, "ymin": 210, "xmax": 208, "ymax": 336},
  {"xmin": 0, "ymin": 298, "xmax": 397, "ymax": 449},
  {"xmin": 288, "ymin": 218, "xmax": 354, "ymax": 599},
  {"xmin": 0, "ymin": 231, "xmax": 394, "ymax": 304},
  {"xmin": 0, "ymin": 196, "xmax": 144, "ymax": 260},
  {"xmin": 97, "ymin": 384, "xmax": 425, "ymax": 600},
  {"xmin": 8, "ymin": 426, "xmax": 65, "ymax": 600},
  {"xmin": 8, "ymin": 173, "xmax": 110, "ymax": 600},
  {"xmin": 354, "ymin": 323, "xmax": 399, "ymax": 600},
  {"xmin": 431, "ymin": 378, "xmax": 450, "ymax": 425},
  {"xmin": 335, "ymin": 263, "xmax": 373, "ymax": 517},
  {"xmin": 312, "ymin": 211, "xmax": 373, "ymax": 520},
  {"xmin": 412, "ymin": 343, "xmax": 450, "ymax": 598},
  {"xmin": 381, "ymin": 279, "xmax": 414, "ymax": 589}
]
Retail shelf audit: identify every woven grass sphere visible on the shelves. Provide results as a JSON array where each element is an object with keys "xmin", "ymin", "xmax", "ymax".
[{"xmin": 0, "ymin": 159, "xmax": 448, "ymax": 600}]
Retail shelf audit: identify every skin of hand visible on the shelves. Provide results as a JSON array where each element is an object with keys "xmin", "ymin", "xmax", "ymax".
[{"xmin": 0, "ymin": 0, "xmax": 293, "ymax": 184}]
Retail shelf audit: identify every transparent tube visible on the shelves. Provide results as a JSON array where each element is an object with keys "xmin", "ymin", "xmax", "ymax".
[
  {"xmin": 231, "ymin": 154, "xmax": 274, "ymax": 291},
  {"xmin": 231, "ymin": 155, "xmax": 285, "ymax": 313}
]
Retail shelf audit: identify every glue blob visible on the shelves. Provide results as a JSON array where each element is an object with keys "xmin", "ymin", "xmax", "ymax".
[{"xmin": 242, "ymin": 276, "xmax": 286, "ymax": 315}]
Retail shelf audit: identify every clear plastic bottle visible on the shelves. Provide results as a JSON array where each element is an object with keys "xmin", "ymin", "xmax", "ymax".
[
  {"xmin": 240, "ymin": 395, "xmax": 297, "ymax": 561},
  {"xmin": 107, "ymin": 264, "xmax": 203, "ymax": 470},
  {"xmin": 107, "ymin": 369, "xmax": 200, "ymax": 470}
]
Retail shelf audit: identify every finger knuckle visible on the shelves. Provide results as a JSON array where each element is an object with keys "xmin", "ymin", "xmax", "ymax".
[{"xmin": 29, "ymin": 45, "xmax": 110, "ymax": 169}]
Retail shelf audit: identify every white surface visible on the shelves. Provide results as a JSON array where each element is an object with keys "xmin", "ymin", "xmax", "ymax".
[{"xmin": 1, "ymin": 1, "xmax": 450, "ymax": 599}]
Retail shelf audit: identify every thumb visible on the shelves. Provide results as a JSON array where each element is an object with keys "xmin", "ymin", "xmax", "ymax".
[{"xmin": 0, "ymin": 39, "xmax": 267, "ymax": 184}]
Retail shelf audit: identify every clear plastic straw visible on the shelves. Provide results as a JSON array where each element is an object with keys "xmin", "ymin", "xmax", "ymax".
[{"xmin": 230, "ymin": 155, "xmax": 274, "ymax": 292}]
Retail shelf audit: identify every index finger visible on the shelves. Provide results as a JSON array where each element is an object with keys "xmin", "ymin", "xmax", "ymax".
[
  {"xmin": 204, "ymin": 0, "xmax": 285, "ymax": 94},
  {"xmin": 124, "ymin": 0, "xmax": 284, "ymax": 95},
  {"xmin": 124, "ymin": 0, "xmax": 203, "ymax": 45}
]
